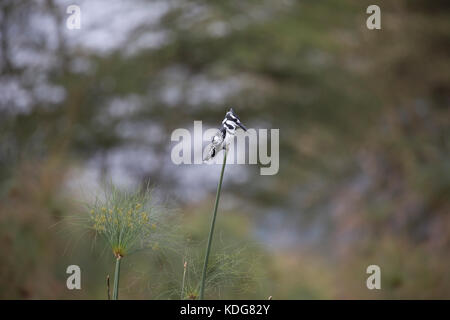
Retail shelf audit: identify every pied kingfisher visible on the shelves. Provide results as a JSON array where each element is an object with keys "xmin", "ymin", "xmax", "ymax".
[{"xmin": 203, "ymin": 108, "xmax": 248, "ymax": 162}]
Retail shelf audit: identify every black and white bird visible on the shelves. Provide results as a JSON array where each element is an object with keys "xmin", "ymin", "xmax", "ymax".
[{"xmin": 203, "ymin": 108, "xmax": 248, "ymax": 162}]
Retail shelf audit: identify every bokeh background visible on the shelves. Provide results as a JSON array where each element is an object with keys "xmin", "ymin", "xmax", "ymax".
[{"xmin": 1, "ymin": 0, "xmax": 449, "ymax": 299}]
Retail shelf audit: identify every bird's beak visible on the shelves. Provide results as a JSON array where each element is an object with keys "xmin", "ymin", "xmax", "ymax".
[{"xmin": 238, "ymin": 122, "xmax": 248, "ymax": 131}]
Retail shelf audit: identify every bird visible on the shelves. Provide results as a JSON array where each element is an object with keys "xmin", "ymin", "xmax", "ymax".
[{"xmin": 203, "ymin": 108, "xmax": 248, "ymax": 162}]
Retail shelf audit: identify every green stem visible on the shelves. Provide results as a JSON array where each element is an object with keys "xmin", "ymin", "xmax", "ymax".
[
  {"xmin": 200, "ymin": 150, "xmax": 227, "ymax": 300},
  {"xmin": 113, "ymin": 256, "xmax": 121, "ymax": 300},
  {"xmin": 181, "ymin": 261, "xmax": 187, "ymax": 300},
  {"xmin": 107, "ymin": 275, "xmax": 111, "ymax": 300}
]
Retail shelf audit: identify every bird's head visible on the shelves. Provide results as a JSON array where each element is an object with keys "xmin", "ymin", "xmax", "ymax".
[{"xmin": 223, "ymin": 108, "xmax": 247, "ymax": 132}]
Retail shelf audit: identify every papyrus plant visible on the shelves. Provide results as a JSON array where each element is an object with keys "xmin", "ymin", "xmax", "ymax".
[{"xmin": 87, "ymin": 184, "xmax": 168, "ymax": 299}]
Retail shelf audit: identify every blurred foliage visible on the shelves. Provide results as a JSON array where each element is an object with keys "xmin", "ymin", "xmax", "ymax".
[{"xmin": 0, "ymin": 0, "xmax": 449, "ymax": 298}]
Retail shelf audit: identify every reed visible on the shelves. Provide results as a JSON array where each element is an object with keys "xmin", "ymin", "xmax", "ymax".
[{"xmin": 200, "ymin": 150, "xmax": 227, "ymax": 300}]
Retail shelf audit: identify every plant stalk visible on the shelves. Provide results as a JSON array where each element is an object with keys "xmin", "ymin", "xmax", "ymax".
[
  {"xmin": 181, "ymin": 261, "xmax": 187, "ymax": 300},
  {"xmin": 200, "ymin": 149, "xmax": 227, "ymax": 300},
  {"xmin": 113, "ymin": 256, "xmax": 122, "ymax": 300},
  {"xmin": 107, "ymin": 275, "xmax": 111, "ymax": 300}
]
